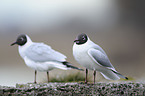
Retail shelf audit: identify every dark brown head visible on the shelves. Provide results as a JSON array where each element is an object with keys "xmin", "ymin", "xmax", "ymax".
[
  {"xmin": 74, "ymin": 33, "xmax": 88, "ymax": 45},
  {"xmin": 11, "ymin": 34, "xmax": 27, "ymax": 46}
]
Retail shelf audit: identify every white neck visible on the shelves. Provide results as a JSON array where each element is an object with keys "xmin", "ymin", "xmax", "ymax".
[{"xmin": 18, "ymin": 35, "xmax": 33, "ymax": 58}]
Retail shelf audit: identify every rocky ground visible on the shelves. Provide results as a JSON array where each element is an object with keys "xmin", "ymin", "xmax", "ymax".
[{"xmin": 0, "ymin": 82, "xmax": 145, "ymax": 95}]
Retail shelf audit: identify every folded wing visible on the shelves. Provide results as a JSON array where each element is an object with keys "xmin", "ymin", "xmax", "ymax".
[
  {"xmin": 25, "ymin": 43, "xmax": 66, "ymax": 62},
  {"xmin": 88, "ymin": 48, "xmax": 114, "ymax": 68}
]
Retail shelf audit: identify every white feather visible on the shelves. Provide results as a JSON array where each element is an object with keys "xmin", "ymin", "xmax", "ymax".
[
  {"xmin": 18, "ymin": 35, "xmax": 69, "ymax": 72},
  {"xmin": 73, "ymin": 37, "xmax": 122, "ymax": 80}
]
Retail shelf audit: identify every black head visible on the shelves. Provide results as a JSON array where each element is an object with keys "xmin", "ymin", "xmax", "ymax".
[
  {"xmin": 11, "ymin": 34, "xmax": 27, "ymax": 46},
  {"xmin": 74, "ymin": 33, "xmax": 88, "ymax": 45}
]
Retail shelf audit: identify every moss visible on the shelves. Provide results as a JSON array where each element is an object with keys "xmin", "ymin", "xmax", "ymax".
[{"xmin": 49, "ymin": 72, "xmax": 85, "ymax": 82}]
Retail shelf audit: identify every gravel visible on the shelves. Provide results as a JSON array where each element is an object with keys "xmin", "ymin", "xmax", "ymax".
[{"xmin": 0, "ymin": 82, "xmax": 145, "ymax": 95}]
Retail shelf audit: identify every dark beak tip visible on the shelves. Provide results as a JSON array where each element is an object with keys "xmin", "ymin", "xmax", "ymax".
[
  {"xmin": 74, "ymin": 40, "xmax": 78, "ymax": 42},
  {"xmin": 11, "ymin": 42, "xmax": 17, "ymax": 46}
]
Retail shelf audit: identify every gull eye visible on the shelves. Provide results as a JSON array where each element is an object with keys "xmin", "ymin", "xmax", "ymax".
[
  {"xmin": 18, "ymin": 37, "xmax": 24, "ymax": 41},
  {"xmin": 20, "ymin": 38, "xmax": 24, "ymax": 41},
  {"xmin": 82, "ymin": 36, "xmax": 86, "ymax": 40}
]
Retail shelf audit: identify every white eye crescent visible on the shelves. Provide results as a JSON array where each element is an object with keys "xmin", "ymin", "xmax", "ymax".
[
  {"xmin": 82, "ymin": 36, "xmax": 86, "ymax": 40},
  {"xmin": 20, "ymin": 37, "xmax": 24, "ymax": 41}
]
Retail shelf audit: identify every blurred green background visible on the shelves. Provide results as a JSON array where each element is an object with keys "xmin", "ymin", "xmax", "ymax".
[{"xmin": 0, "ymin": 0, "xmax": 145, "ymax": 86}]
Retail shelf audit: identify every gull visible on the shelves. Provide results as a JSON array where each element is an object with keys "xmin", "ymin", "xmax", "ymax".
[
  {"xmin": 73, "ymin": 33, "xmax": 128, "ymax": 84},
  {"xmin": 11, "ymin": 34, "xmax": 83, "ymax": 83}
]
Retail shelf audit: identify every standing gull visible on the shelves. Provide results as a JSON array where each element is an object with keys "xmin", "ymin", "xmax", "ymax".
[
  {"xmin": 11, "ymin": 34, "xmax": 83, "ymax": 83},
  {"xmin": 73, "ymin": 33, "xmax": 128, "ymax": 84}
]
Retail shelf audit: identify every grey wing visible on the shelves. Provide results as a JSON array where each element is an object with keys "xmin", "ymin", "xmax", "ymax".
[
  {"xmin": 88, "ymin": 48, "xmax": 114, "ymax": 68},
  {"xmin": 25, "ymin": 43, "xmax": 66, "ymax": 62}
]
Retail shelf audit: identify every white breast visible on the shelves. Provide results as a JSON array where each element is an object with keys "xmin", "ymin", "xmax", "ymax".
[{"xmin": 73, "ymin": 40, "xmax": 102, "ymax": 71}]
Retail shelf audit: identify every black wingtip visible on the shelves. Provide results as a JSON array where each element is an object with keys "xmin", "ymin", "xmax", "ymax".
[
  {"xmin": 111, "ymin": 70, "xmax": 128, "ymax": 80},
  {"xmin": 78, "ymin": 68, "xmax": 84, "ymax": 71},
  {"xmin": 125, "ymin": 77, "xmax": 128, "ymax": 80},
  {"xmin": 62, "ymin": 61, "xmax": 84, "ymax": 71}
]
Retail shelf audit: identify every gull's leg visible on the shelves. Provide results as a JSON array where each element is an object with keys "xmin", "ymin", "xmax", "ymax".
[
  {"xmin": 85, "ymin": 69, "xmax": 88, "ymax": 84},
  {"xmin": 93, "ymin": 71, "xmax": 96, "ymax": 84},
  {"xmin": 34, "ymin": 70, "xmax": 37, "ymax": 84},
  {"xmin": 47, "ymin": 71, "xmax": 49, "ymax": 83}
]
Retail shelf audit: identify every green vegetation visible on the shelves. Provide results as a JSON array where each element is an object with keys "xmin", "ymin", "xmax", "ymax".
[
  {"xmin": 43, "ymin": 72, "xmax": 132, "ymax": 83},
  {"xmin": 46, "ymin": 72, "xmax": 86, "ymax": 83}
]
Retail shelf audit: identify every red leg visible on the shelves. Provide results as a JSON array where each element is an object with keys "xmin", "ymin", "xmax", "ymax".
[
  {"xmin": 34, "ymin": 70, "xmax": 37, "ymax": 84},
  {"xmin": 85, "ymin": 69, "xmax": 88, "ymax": 84},
  {"xmin": 93, "ymin": 71, "xmax": 96, "ymax": 84},
  {"xmin": 47, "ymin": 71, "xmax": 49, "ymax": 83}
]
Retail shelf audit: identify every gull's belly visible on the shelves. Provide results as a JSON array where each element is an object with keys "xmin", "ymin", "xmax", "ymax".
[
  {"xmin": 74, "ymin": 51, "xmax": 103, "ymax": 71},
  {"xmin": 24, "ymin": 57, "xmax": 54, "ymax": 72}
]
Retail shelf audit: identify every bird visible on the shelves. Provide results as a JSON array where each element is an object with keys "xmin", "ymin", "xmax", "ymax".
[
  {"xmin": 73, "ymin": 33, "xmax": 128, "ymax": 84},
  {"xmin": 11, "ymin": 34, "xmax": 83, "ymax": 83}
]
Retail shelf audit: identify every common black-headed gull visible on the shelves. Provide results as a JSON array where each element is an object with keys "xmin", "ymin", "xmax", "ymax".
[
  {"xmin": 11, "ymin": 34, "xmax": 83, "ymax": 83},
  {"xmin": 73, "ymin": 33, "xmax": 128, "ymax": 84}
]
